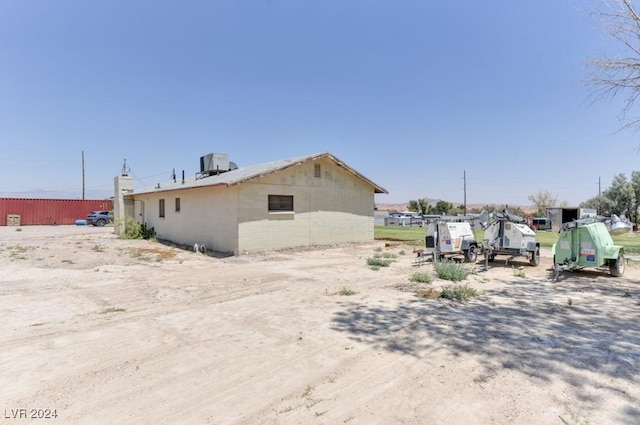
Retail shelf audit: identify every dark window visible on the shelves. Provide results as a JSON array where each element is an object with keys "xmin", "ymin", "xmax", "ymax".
[
  {"xmin": 314, "ymin": 163, "xmax": 321, "ymax": 178},
  {"xmin": 268, "ymin": 195, "xmax": 294, "ymax": 212},
  {"xmin": 175, "ymin": 197, "xmax": 181, "ymax": 213},
  {"xmin": 159, "ymin": 199, "xmax": 165, "ymax": 218}
]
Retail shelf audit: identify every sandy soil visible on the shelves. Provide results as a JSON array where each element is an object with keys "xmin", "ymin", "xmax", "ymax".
[{"xmin": 0, "ymin": 226, "xmax": 638, "ymax": 425}]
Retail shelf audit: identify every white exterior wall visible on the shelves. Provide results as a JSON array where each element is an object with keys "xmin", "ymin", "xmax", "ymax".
[
  {"xmin": 113, "ymin": 175, "xmax": 134, "ymax": 236},
  {"xmin": 134, "ymin": 185, "xmax": 239, "ymax": 254},
  {"xmin": 237, "ymin": 158, "xmax": 374, "ymax": 252}
]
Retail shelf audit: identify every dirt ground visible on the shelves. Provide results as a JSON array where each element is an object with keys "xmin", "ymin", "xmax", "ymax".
[{"xmin": 1, "ymin": 226, "xmax": 638, "ymax": 425}]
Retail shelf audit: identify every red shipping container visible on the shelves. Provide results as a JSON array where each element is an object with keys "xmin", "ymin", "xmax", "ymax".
[{"xmin": 0, "ymin": 198, "xmax": 113, "ymax": 226}]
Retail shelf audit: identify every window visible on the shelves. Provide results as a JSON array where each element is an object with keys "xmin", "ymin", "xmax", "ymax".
[
  {"xmin": 314, "ymin": 163, "xmax": 321, "ymax": 178},
  {"xmin": 268, "ymin": 195, "xmax": 294, "ymax": 212},
  {"xmin": 175, "ymin": 197, "xmax": 181, "ymax": 213},
  {"xmin": 159, "ymin": 199, "xmax": 165, "ymax": 218}
]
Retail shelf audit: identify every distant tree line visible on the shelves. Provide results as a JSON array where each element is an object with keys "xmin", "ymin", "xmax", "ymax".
[
  {"xmin": 406, "ymin": 199, "xmax": 526, "ymax": 218},
  {"xmin": 579, "ymin": 172, "xmax": 640, "ymax": 225},
  {"xmin": 406, "ymin": 171, "xmax": 640, "ymax": 227},
  {"xmin": 407, "ymin": 199, "xmax": 464, "ymax": 216}
]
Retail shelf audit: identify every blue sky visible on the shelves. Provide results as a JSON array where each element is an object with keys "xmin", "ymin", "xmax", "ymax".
[{"xmin": 1, "ymin": 0, "xmax": 638, "ymax": 207}]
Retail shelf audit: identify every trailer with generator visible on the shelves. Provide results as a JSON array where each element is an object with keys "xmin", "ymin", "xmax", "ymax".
[
  {"xmin": 552, "ymin": 215, "xmax": 630, "ymax": 281},
  {"xmin": 425, "ymin": 216, "xmax": 479, "ymax": 263},
  {"xmin": 480, "ymin": 209, "xmax": 540, "ymax": 267}
]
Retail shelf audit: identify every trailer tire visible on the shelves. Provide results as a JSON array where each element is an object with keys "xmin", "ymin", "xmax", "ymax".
[
  {"xmin": 610, "ymin": 253, "xmax": 625, "ymax": 277},
  {"xmin": 464, "ymin": 245, "xmax": 478, "ymax": 263},
  {"xmin": 529, "ymin": 246, "xmax": 540, "ymax": 267}
]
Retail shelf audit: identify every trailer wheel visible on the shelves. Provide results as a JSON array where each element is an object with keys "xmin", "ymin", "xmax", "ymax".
[
  {"xmin": 464, "ymin": 245, "xmax": 478, "ymax": 263},
  {"xmin": 529, "ymin": 246, "xmax": 540, "ymax": 266},
  {"xmin": 610, "ymin": 252, "xmax": 625, "ymax": 277}
]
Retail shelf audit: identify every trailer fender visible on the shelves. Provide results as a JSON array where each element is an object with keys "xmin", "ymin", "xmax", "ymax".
[
  {"xmin": 603, "ymin": 246, "xmax": 624, "ymax": 260},
  {"xmin": 460, "ymin": 239, "xmax": 477, "ymax": 251},
  {"xmin": 526, "ymin": 241, "xmax": 538, "ymax": 252}
]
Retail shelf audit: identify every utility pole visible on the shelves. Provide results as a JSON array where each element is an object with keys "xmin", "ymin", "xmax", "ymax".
[
  {"xmin": 82, "ymin": 150, "xmax": 85, "ymax": 200},
  {"xmin": 463, "ymin": 170, "xmax": 467, "ymax": 215},
  {"xmin": 598, "ymin": 177, "xmax": 601, "ymax": 215}
]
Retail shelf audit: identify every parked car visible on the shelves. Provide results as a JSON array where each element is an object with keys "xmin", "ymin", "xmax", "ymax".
[
  {"xmin": 87, "ymin": 210, "xmax": 113, "ymax": 227},
  {"xmin": 532, "ymin": 217, "xmax": 552, "ymax": 231}
]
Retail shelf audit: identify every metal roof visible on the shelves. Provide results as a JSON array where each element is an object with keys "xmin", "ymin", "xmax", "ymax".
[{"xmin": 131, "ymin": 152, "xmax": 388, "ymax": 196}]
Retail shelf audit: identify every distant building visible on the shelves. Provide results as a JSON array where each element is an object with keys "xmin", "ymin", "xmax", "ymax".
[{"xmin": 546, "ymin": 207, "xmax": 597, "ymax": 232}]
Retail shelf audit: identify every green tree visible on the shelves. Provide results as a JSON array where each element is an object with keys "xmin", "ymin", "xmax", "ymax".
[
  {"xmin": 588, "ymin": 0, "xmax": 640, "ymax": 132},
  {"xmin": 606, "ymin": 173, "xmax": 636, "ymax": 218},
  {"xmin": 408, "ymin": 198, "xmax": 429, "ymax": 215},
  {"xmin": 527, "ymin": 190, "xmax": 558, "ymax": 216},
  {"xmin": 434, "ymin": 200, "xmax": 454, "ymax": 215},
  {"xmin": 480, "ymin": 204, "xmax": 498, "ymax": 214},
  {"xmin": 448, "ymin": 205, "xmax": 463, "ymax": 215},
  {"xmin": 631, "ymin": 171, "xmax": 640, "ymax": 224},
  {"xmin": 580, "ymin": 194, "xmax": 615, "ymax": 216},
  {"xmin": 507, "ymin": 206, "xmax": 527, "ymax": 217}
]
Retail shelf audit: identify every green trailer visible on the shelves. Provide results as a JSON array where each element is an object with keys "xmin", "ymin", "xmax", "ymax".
[{"xmin": 551, "ymin": 217, "xmax": 629, "ymax": 281}]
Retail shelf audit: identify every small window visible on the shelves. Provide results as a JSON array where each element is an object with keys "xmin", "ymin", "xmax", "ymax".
[
  {"xmin": 314, "ymin": 163, "xmax": 321, "ymax": 178},
  {"xmin": 175, "ymin": 197, "xmax": 181, "ymax": 213},
  {"xmin": 268, "ymin": 195, "xmax": 294, "ymax": 212},
  {"xmin": 159, "ymin": 199, "xmax": 165, "ymax": 218}
]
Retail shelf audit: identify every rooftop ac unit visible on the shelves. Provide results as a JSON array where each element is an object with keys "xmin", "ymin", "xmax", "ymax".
[{"xmin": 200, "ymin": 153, "xmax": 230, "ymax": 174}]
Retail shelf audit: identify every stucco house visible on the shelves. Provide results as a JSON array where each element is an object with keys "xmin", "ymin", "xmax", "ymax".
[{"xmin": 114, "ymin": 152, "xmax": 387, "ymax": 254}]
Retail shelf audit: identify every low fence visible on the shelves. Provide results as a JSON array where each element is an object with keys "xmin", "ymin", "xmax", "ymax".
[{"xmin": 384, "ymin": 217, "xmax": 425, "ymax": 227}]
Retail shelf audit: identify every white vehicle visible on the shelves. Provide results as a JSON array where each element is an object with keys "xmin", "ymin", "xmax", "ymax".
[
  {"xmin": 481, "ymin": 209, "xmax": 540, "ymax": 266},
  {"xmin": 426, "ymin": 217, "xmax": 479, "ymax": 263}
]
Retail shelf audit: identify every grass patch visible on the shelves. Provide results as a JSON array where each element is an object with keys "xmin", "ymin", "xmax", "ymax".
[
  {"xmin": 8, "ymin": 244, "xmax": 30, "ymax": 253},
  {"xmin": 416, "ymin": 288, "xmax": 440, "ymax": 299},
  {"xmin": 92, "ymin": 244, "xmax": 105, "ymax": 252},
  {"xmin": 512, "ymin": 267, "xmax": 526, "ymax": 278},
  {"xmin": 433, "ymin": 260, "xmax": 471, "ymax": 282},
  {"xmin": 409, "ymin": 271, "xmax": 433, "ymax": 284},
  {"xmin": 130, "ymin": 251, "xmax": 155, "ymax": 261},
  {"xmin": 338, "ymin": 287, "xmax": 357, "ymax": 296},
  {"xmin": 367, "ymin": 257, "xmax": 393, "ymax": 268},
  {"xmin": 99, "ymin": 307, "xmax": 126, "ymax": 314},
  {"xmin": 439, "ymin": 285, "xmax": 481, "ymax": 302},
  {"xmin": 9, "ymin": 245, "xmax": 32, "ymax": 259},
  {"xmin": 374, "ymin": 225, "xmax": 424, "ymax": 244},
  {"xmin": 301, "ymin": 385, "xmax": 314, "ymax": 398},
  {"xmin": 381, "ymin": 252, "xmax": 398, "ymax": 259},
  {"xmin": 613, "ymin": 233, "xmax": 640, "ymax": 255}
]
